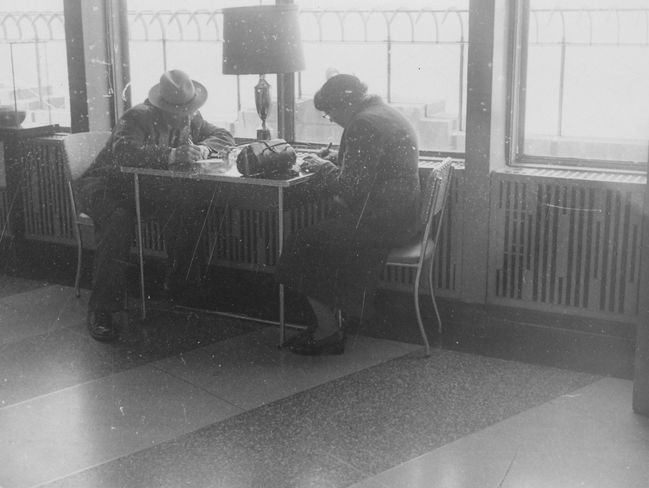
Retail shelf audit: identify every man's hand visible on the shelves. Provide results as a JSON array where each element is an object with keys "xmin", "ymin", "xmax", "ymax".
[
  {"xmin": 175, "ymin": 144, "xmax": 203, "ymax": 162},
  {"xmin": 169, "ymin": 144, "xmax": 203, "ymax": 171}
]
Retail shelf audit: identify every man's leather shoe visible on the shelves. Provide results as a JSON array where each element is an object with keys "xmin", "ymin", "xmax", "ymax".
[{"xmin": 87, "ymin": 311, "xmax": 117, "ymax": 342}]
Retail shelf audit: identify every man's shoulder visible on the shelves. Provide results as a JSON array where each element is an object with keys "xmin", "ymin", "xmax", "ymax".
[{"xmin": 121, "ymin": 101, "xmax": 161, "ymax": 122}]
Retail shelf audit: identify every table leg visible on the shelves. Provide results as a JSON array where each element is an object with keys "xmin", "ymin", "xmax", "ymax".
[
  {"xmin": 133, "ymin": 173, "xmax": 146, "ymax": 320},
  {"xmin": 278, "ymin": 187, "xmax": 285, "ymax": 346}
]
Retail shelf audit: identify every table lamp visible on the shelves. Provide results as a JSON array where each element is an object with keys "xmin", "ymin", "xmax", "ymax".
[{"xmin": 222, "ymin": 4, "xmax": 305, "ymax": 140}]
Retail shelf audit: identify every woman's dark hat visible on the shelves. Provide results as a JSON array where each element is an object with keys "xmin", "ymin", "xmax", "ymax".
[
  {"xmin": 314, "ymin": 74, "xmax": 367, "ymax": 112},
  {"xmin": 148, "ymin": 70, "xmax": 208, "ymax": 115}
]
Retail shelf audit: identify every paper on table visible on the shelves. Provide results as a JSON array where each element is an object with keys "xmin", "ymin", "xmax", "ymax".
[{"xmin": 192, "ymin": 158, "xmax": 232, "ymax": 174}]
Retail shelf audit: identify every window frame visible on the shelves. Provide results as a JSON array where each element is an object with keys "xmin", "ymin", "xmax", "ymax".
[{"xmin": 507, "ymin": 0, "xmax": 648, "ymax": 173}]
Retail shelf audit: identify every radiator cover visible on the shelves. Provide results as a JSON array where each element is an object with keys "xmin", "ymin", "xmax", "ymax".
[{"xmin": 489, "ymin": 169, "xmax": 645, "ymax": 319}]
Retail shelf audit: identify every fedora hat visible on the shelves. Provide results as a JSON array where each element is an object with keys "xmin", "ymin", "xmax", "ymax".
[{"xmin": 148, "ymin": 70, "xmax": 208, "ymax": 115}]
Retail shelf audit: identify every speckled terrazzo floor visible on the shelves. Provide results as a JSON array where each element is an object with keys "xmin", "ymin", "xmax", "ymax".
[{"xmin": 1, "ymin": 274, "xmax": 648, "ymax": 488}]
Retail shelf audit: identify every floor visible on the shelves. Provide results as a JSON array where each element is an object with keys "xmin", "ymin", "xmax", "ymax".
[{"xmin": 1, "ymin": 274, "xmax": 648, "ymax": 488}]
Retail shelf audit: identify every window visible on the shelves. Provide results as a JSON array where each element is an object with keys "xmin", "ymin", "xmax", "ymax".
[
  {"xmin": 126, "ymin": 0, "xmax": 276, "ymax": 139},
  {"xmin": 0, "ymin": 0, "xmax": 70, "ymax": 128},
  {"xmin": 125, "ymin": 0, "xmax": 468, "ymax": 152},
  {"xmin": 294, "ymin": 0, "xmax": 468, "ymax": 152},
  {"xmin": 512, "ymin": 0, "xmax": 649, "ymax": 170}
]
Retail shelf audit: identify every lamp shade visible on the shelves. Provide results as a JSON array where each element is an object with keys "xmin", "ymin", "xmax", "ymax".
[{"xmin": 222, "ymin": 4, "xmax": 305, "ymax": 75}]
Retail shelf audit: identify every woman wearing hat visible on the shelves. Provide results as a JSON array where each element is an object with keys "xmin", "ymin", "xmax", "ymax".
[
  {"xmin": 277, "ymin": 74, "xmax": 421, "ymax": 355},
  {"xmin": 76, "ymin": 69, "xmax": 235, "ymax": 342}
]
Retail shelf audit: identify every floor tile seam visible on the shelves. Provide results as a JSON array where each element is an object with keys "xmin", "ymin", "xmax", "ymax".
[{"xmin": 148, "ymin": 362, "xmax": 246, "ymax": 413}]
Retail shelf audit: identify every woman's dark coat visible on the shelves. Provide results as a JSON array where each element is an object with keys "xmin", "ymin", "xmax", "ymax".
[{"xmin": 277, "ymin": 96, "xmax": 421, "ymax": 319}]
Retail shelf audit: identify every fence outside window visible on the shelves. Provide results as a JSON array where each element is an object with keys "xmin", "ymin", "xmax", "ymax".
[
  {"xmin": 126, "ymin": 6, "xmax": 469, "ymax": 152},
  {"xmin": 1, "ymin": 3, "xmax": 648, "ymax": 168}
]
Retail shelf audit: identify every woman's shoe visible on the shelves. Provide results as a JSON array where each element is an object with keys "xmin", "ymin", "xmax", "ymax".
[
  {"xmin": 281, "ymin": 326, "xmax": 316, "ymax": 348},
  {"xmin": 287, "ymin": 329, "xmax": 346, "ymax": 356}
]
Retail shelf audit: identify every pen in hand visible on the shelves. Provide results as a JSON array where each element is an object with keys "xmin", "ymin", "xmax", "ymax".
[{"xmin": 317, "ymin": 142, "xmax": 333, "ymax": 158}]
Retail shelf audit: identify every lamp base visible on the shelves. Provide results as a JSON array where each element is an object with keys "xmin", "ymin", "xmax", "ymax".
[
  {"xmin": 255, "ymin": 75, "xmax": 272, "ymax": 141},
  {"xmin": 256, "ymin": 128, "xmax": 271, "ymax": 141}
]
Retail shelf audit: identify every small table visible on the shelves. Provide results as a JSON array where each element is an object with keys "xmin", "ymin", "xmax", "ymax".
[{"xmin": 121, "ymin": 163, "xmax": 315, "ymax": 345}]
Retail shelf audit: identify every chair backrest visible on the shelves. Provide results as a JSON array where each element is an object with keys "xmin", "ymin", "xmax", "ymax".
[
  {"xmin": 62, "ymin": 131, "xmax": 112, "ymax": 181},
  {"xmin": 418, "ymin": 157, "xmax": 454, "ymax": 247}
]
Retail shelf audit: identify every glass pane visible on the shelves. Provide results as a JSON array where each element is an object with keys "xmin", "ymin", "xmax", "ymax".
[
  {"xmin": 295, "ymin": 0, "xmax": 468, "ymax": 152},
  {"xmin": 127, "ymin": 0, "xmax": 276, "ymax": 139},
  {"xmin": 0, "ymin": 0, "xmax": 70, "ymax": 128},
  {"xmin": 522, "ymin": 0, "xmax": 649, "ymax": 165}
]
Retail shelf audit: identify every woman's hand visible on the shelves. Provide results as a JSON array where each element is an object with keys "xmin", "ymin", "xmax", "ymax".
[
  {"xmin": 317, "ymin": 145, "xmax": 338, "ymax": 163},
  {"xmin": 299, "ymin": 154, "xmax": 328, "ymax": 174}
]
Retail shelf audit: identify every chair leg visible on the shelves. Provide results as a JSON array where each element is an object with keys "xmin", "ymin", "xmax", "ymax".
[
  {"xmin": 427, "ymin": 258, "xmax": 442, "ymax": 335},
  {"xmin": 74, "ymin": 223, "xmax": 83, "ymax": 298},
  {"xmin": 413, "ymin": 266, "xmax": 431, "ymax": 356}
]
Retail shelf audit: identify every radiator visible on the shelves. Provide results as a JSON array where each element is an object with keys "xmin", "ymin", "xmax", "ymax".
[
  {"xmin": 21, "ymin": 136, "xmax": 74, "ymax": 245},
  {"xmin": 18, "ymin": 136, "xmax": 464, "ymax": 292},
  {"xmin": 0, "ymin": 189, "xmax": 10, "ymax": 241},
  {"xmin": 489, "ymin": 169, "xmax": 645, "ymax": 318},
  {"xmin": 17, "ymin": 136, "xmax": 332, "ymax": 270},
  {"xmin": 200, "ymin": 199, "xmax": 332, "ymax": 272}
]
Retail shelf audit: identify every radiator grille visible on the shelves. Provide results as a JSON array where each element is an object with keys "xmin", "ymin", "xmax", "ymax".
[
  {"xmin": 490, "ymin": 174, "xmax": 644, "ymax": 317},
  {"xmin": 0, "ymin": 190, "xmax": 10, "ymax": 241},
  {"xmin": 21, "ymin": 138, "xmax": 74, "ymax": 244},
  {"xmin": 199, "ymin": 200, "xmax": 332, "ymax": 271}
]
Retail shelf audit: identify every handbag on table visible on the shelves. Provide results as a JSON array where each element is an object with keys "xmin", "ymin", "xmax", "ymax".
[{"xmin": 236, "ymin": 139, "xmax": 297, "ymax": 177}]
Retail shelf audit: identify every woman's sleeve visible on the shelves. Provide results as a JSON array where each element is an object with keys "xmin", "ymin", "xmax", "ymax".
[{"xmin": 332, "ymin": 118, "xmax": 384, "ymax": 209}]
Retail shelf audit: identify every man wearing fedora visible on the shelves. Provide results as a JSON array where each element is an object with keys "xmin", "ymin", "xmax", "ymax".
[{"xmin": 76, "ymin": 69, "xmax": 235, "ymax": 342}]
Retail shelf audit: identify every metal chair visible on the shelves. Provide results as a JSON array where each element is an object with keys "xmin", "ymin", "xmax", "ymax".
[
  {"xmin": 62, "ymin": 131, "xmax": 112, "ymax": 297},
  {"xmin": 385, "ymin": 157, "xmax": 454, "ymax": 356}
]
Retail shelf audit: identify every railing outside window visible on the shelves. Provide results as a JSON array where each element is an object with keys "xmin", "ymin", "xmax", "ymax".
[
  {"xmin": 513, "ymin": 0, "xmax": 649, "ymax": 169},
  {"xmin": 125, "ymin": 4, "xmax": 469, "ymax": 152},
  {"xmin": 0, "ymin": 3, "xmax": 470, "ymax": 152},
  {"xmin": 0, "ymin": 8, "xmax": 69, "ymax": 128},
  {"xmin": 4, "ymin": 2, "xmax": 646, "ymax": 170}
]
